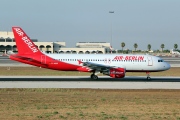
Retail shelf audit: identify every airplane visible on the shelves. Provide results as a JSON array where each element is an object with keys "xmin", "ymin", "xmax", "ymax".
[
  {"xmin": 171, "ymin": 49, "xmax": 180, "ymax": 55},
  {"xmin": 10, "ymin": 27, "xmax": 170, "ymax": 80}
]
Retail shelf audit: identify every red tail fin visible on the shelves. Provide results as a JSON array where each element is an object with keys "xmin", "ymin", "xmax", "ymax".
[{"xmin": 12, "ymin": 27, "xmax": 41, "ymax": 55}]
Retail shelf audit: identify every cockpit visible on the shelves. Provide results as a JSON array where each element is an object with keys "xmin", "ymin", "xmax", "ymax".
[{"xmin": 158, "ymin": 59, "xmax": 164, "ymax": 62}]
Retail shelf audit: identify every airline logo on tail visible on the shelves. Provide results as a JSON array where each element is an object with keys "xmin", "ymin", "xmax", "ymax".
[{"xmin": 13, "ymin": 27, "xmax": 38, "ymax": 53}]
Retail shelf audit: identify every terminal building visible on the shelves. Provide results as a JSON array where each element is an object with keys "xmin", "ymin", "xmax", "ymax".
[
  {"xmin": 59, "ymin": 42, "xmax": 112, "ymax": 54},
  {"xmin": 0, "ymin": 31, "xmax": 112, "ymax": 54}
]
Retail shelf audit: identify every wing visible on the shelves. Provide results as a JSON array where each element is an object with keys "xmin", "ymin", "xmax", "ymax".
[
  {"xmin": 16, "ymin": 56, "xmax": 42, "ymax": 63},
  {"xmin": 82, "ymin": 62, "xmax": 116, "ymax": 72},
  {"xmin": 10, "ymin": 55, "xmax": 47, "ymax": 66}
]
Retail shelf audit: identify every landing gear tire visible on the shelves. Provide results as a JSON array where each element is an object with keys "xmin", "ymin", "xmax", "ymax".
[
  {"xmin": 90, "ymin": 74, "xmax": 98, "ymax": 80},
  {"xmin": 90, "ymin": 74, "xmax": 93, "ymax": 79},
  {"xmin": 146, "ymin": 72, "xmax": 151, "ymax": 80}
]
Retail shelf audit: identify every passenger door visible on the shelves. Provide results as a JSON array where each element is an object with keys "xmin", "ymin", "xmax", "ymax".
[{"xmin": 147, "ymin": 56, "xmax": 153, "ymax": 66}]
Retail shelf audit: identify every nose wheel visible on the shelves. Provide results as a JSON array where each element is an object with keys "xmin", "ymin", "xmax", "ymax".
[
  {"xmin": 146, "ymin": 72, "xmax": 151, "ymax": 80},
  {"xmin": 147, "ymin": 76, "xmax": 151, "ymax": 80},
  {"xmin": 90, "ymin": 74, "xmax": 98, "ymax": 80}
]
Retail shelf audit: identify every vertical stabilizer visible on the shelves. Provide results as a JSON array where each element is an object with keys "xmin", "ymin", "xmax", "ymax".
[{"xmin": 12, "ymin": 27, "xmax": 41, "ymax": 55}]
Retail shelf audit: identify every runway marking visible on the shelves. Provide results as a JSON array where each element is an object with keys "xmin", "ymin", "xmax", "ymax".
[{"xmin": 0, "ymin": 76, "xmax": 180, "ymax": 89}]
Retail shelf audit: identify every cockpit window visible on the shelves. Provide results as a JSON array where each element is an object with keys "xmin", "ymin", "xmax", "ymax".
[{"xmin": 158, "ymin": 60, "xmax": 164, "ymax": 62}]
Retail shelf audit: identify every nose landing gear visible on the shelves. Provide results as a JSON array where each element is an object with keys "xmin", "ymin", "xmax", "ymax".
[{"xmin": 146, "ymin": 72, "xmax": 151, "ymax": 80}]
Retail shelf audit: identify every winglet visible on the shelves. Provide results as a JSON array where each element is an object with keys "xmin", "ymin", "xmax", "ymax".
[{"xmin": 12, "ymin": 27, "xmax": 41, "ymax": 55}]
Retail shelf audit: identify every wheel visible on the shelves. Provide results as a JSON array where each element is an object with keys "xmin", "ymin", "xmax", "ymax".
[
  {"xmin": 90, "ymin": 74, "xmax": 94, "ymax": 79},
  {"xmin": 90, "ymin": 74, "xmax": 98, "ymax": 80},
  {"xmin": 146, "ymin": 72, "xmax": 151, "ymax": 80}
]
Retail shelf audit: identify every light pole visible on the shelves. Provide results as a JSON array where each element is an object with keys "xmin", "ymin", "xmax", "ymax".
[{"xmin": 109, "ymin": 11, "xmax": 114, "ymax": 53}]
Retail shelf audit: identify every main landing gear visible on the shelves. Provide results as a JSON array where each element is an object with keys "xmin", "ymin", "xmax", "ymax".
[
  {"xmin": 146, "ymin": 72, "xmax": 151, "ymax": 80},
  {"xmin": 90, "ymin": 71, "xmax": 100, "ymax": 80},
  {"xmin": 90, "ymin": 73, "xmax": 98, "ymax": 80}
]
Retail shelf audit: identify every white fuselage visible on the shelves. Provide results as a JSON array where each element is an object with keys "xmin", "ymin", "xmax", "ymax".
[{"xmin": 45, "ymin": 54, "xmax": 170, "ymax": 72}]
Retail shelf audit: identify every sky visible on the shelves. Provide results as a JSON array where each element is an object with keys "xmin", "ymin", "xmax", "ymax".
[{"xmin": 0, "ymin": 0, "xmax": 180, "ymax": 50}]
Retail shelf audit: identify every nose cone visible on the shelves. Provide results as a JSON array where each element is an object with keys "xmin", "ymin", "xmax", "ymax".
[{"xmin": 164, "ymin": 62, "xmax": 171, "ymax": 70}]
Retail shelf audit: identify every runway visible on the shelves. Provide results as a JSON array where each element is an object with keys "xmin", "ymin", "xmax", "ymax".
[{"xmin": 0, "ymin": 76, "xmax": 180, "ymax": 89}]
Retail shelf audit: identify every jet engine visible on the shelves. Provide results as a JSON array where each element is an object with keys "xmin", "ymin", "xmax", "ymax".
[{"xmin": 103, "ymin": 68, "xmax": 126, "ymax": 78}]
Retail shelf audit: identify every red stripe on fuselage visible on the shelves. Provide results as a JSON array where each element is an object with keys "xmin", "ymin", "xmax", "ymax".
[
  {"xmin": 10, "ymin": 54, "xmax": 80, "ymax": 71},
  {"xmin": 48, "ymin": 61, "xmax": 80, "ymax": 71}
]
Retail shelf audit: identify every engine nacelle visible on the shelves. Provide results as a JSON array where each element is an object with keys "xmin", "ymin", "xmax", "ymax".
[{"xmin": 104, "ymin": 68, "xmax": 125, "ymax": 78}]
